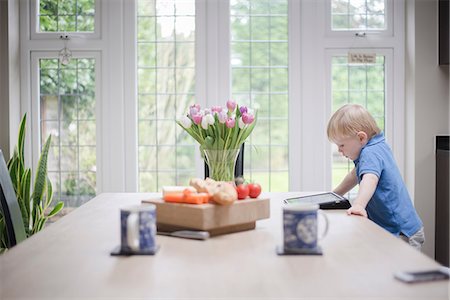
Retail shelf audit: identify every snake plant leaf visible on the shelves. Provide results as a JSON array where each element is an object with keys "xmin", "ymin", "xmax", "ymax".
[
  {"xmin": 31, "ymin": 135, "xmax": 52, "ymax": 209},
  {"xmin": 0, "ymin": 216, "xmax": 7, "ymax": 253},
  {"xmin": 15, "ymin": 115, "xmax": 27, "ymax": 183},
  {"xmin": 21, "ymin": 169, "xmax": 31, "ymax": 222},
  {"xmin": 45, "ymin": 176, "xmax": 53, "ymax": 209},
  {"xmin": 7, "ymin": 155, "xmax": 19, "ymax": 192},
  {"xmin": 31, "ymin": 205, "xmax": 44, "ymax": 234},
  {"xmin": 17, "ymin": 114, "xmax": 26, "ymax": 162},
  {"xmin": 47, "ymin": 202, "xmax": 64, "ymax": 218},
  {"xmin": 17, "ymin": 169, "xmax": 31, "ymax": 229},
  {"xmin": 36, "ymin": 217, "xmax": 47, "ymax": 232}
]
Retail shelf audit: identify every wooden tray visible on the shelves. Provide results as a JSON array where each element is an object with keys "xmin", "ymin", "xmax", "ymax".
[{"xmin": 142, "ymin": 198, "xmax": 270, "ymax": 236}]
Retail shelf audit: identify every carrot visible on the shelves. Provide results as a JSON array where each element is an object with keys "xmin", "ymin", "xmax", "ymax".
[
  {"xmin": 163, "ymin": 192, "xmax": 185, "ymax": 203},
  {"xmin": 163, "ymin": 189, "xmax": 210, "ymax": 205}
]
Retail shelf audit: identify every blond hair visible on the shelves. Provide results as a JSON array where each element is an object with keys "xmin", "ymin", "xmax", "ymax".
[{"xmin": 327, "ymin": 104, "xmax": 381, "ymax": 143}]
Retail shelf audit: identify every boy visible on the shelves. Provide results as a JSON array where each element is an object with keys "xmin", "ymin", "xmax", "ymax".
[{"xmin": 327, "ymin": 104, "xmax": 424, "ymax": 250}]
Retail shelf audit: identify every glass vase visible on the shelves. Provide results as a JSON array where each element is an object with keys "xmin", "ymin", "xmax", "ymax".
[{"xmin": 203, "ymin": 148, "xmax": 240, "ymax": 182}]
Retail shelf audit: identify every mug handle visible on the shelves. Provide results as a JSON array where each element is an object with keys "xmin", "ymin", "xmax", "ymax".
[
  {"xmin": 318, "ymin": 210, "xmax": 329, "ymax": 240},
  {"xmin": 127, "ymin": 212, "xmax": 140, "ymax": 251}
]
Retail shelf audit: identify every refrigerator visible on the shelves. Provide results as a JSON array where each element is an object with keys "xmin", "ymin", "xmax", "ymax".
[{"xmin": 435, "ymin": 135, "xmax": 449, "ymax": 267}]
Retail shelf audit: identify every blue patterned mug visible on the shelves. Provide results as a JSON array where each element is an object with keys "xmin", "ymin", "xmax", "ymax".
[
  {"xmin": 120, "ymin": 204, "xmax": 156, "ymax": 252},
  {"xmin": 283, "ymin": 203, "xmax": 329, "ymax": 252}
]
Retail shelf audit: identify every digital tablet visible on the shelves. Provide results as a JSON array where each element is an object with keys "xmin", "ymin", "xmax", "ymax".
[{"xmin": 284, "ymin": 192, "xmax": 351, "ymax": 210}]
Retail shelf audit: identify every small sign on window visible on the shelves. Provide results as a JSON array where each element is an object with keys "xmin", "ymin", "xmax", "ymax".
[{"xmin": 348, "ymin": 52, "xmax": 377, "ymax": 64}]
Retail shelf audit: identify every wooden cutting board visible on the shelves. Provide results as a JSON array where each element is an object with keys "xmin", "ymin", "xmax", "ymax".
[{"xmin": 142, "ymin": 198, "xmax": 270, "ymax": 236}]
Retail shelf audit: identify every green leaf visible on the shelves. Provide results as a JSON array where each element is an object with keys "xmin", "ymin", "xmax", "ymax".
[
  {"xmin": 18, "ymin": 169, "xmax": 31, "ymax": 230},
  {"xmin": 31, "ymin": 205, "xmax": 44, "ymax": 234},
  {"xmin": 35, "ymin": 217, "xmax": 47, "ymax": 233},
  {"xmin": 45, "ymin": 176, "xmax": 53, "ymax": 209},
  {"xmin": 21, "ymin": 169, "xmax": 31, "ymax": 224},
  {"xmin": 231, "ymin": 123, "xmax": 240, "ymax": 149},
  {"xmin": 7, "ymin": 156, "xmax": 19, "ymax": 192},
  {"xmin": 0, "ymin": 216, "xmax": 6, "ymax": 248},
  {"xmin": 47, "ymin": 202, "xmax": 64, "ymax": 218},
  {"xmin": 239, "ymin": 116, "xmax": 257, "ymax": 143},
  {"xmin": 17, "ymin": 114, "xmax": 27, "ymax": 163},
  {"xmin": 204, "ymin": 136, "xmax": 214, "ymax": 148},
  {"xmin": 176, "ymin": 121, "xmax": 204, "ymax": 144},
  {"xmin": 31, "ymin": 135, "xmax": 52, "ymax": 209},
  {"xmin": 217, "ymin": 137, "xmax": 225, "ymax": 149}
]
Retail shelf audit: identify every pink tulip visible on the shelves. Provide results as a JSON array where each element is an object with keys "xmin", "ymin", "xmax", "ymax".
[
  {"xmin": 226, "ymin": 100, "xmax": 236, "ymax": 112},
  {"xmin": 192, "ymin": 114, "xmax": 203, "ymax": 125},
  {"xmin": 189, "ymin": 104, "xmax": 201, "ymax": 116},
  {"xmin": 239, "ymin": 106, "xmax": 248, "ymax": 114},
  {"xmin": 190, "ymin": 103, "xmax": 200, "ymax": 110},
  {"xmin": 225, "ymin": 117, "xmax": 235, "ymax": 128},
  {"xmin": 211, "ymin": 106, "xmax": 223, "ymax": 114},
  {"xmin": 189, "ymin": 107, "xmax": 199, "ymax": 117},
  {"xmin": 218, "ymin": 111, "xmax": 227, "ymax": 124},
  {"xmin": 242, "ymin": 112, "xmax": 254, "ymax": 124}
]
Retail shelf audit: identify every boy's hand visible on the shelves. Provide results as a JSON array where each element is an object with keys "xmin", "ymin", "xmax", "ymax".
[{"xmin": 347, "ymin": 204, "xmax": 368, "ymax": 218}]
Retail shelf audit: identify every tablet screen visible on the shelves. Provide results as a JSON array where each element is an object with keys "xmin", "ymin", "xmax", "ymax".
[{"xmin": 284, "ymin": 192, "xmax": 345, "ymax": 205}]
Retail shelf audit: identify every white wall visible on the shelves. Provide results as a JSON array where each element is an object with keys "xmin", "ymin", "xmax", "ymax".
[
  {"xmin": 0, "ymin": 0, "xmax": 9, "ymax": 158},
  {"xmin": 406, "ymin": 0, "xmax": 450, "ymax": 259},
  {"xmin": 0, "ymin": 0, "xmax": 21, "ymax": 160}
]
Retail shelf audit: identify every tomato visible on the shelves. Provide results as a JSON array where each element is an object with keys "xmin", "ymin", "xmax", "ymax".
[
  {"xmin": 248, "ymin": 183, "xmax": 262, "ymax": 198},
  {"xmin": 236, "ymin": 184, "xmax": 249, "ymax": 200}
]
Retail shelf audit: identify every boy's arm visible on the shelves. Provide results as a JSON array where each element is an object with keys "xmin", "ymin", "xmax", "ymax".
[
  {"xmin": 347, "ymin": 173, "xmax": 379, "ymax": 217},
  {"xmin": 333, "ymin": 167, "xmax": 357, "ymax": 196}
]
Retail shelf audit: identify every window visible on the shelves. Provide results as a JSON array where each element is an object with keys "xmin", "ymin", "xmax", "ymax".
[
  {"xmin": 137, "ymin": 0, "xmax": 196, "ymax": 191},
  {"xmin": 31, "ymin": 0, "xmax": 101, "ymax": 38},
  {"xmin": 327, "ymin": 0, "xmax": 393, "ymax": 36},
  {"xmin": 331, "ymin": 0, "xmax": 386, "ymax": 30},
  {"xmin": 38, "ymin": 0, "xmax": 95, "ymax": 32},
  {"xmin": 34, "ymin": 54, "xmax": 99, "ymax": 207},
  {"xmin": 24, "ymin": 1, "xmax": 103, "ymax": 209},
  {"xmin": 330, "ymin": 53, "xmax": 387, "ymax": 196},
  {"xmin": 135, "ymin": 0, "xmax": 289, "ymax": 192},
  {"xmin": 230, "ymin": 0, "xmax": 289, "ymax": 191}
]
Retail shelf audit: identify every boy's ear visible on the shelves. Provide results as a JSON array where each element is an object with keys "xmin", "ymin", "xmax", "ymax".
[{"xmin": 357, "ymin": 131, "xmax": 368, "ymax": 143}]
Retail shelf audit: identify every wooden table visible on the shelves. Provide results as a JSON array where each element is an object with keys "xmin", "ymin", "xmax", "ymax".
[{"xmin": 0, "ymin": 192, "xmax": 448, "ymax": 299}]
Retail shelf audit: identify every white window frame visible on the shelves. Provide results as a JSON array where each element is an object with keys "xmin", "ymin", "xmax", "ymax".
[
  {"xmin": 20, "ymin": 0, "xmax": 128, "ymax": 197},
  {"xmin": 30, "ymin": 0, "xmax": 102, "ymax": 40},
  {"xmin": 30, "ymin": 51, "xmax": 103, "ymax": 194},
  {"xmin": 325, "ymin": 0, "xmax": 394, "ymax": 37},
  {"xmin": 299, "ymin": 0, "xmax": 404, "ymax": 192},
  {"xmin": 324, "ymin": 48, "xmax": 395, "ymax": 189}
]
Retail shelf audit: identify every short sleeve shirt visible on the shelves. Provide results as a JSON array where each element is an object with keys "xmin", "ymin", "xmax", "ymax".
[{"xmin": 354, "ymin": 133, "xmax": 423, "ymax": 237}]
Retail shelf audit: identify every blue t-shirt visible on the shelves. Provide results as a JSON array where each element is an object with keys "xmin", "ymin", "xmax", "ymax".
[{"xmin": 354, "ymin": 133, "xmax": 423, "ymax": 237}]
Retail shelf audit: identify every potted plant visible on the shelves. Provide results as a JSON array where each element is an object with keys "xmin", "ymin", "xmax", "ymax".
[{"xmin": 0, "ymin": 114, "xmax": 64, "ymax": 252}]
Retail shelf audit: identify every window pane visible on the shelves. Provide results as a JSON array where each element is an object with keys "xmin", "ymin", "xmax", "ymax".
[
  {"xmin": 330, "ymin": 55, "xmax": 386, "ymax": 197},
  {"xmin": 231, "ymin": 0, "xmax": 289, "ymax": 191},
  {"xmin": 39, "ymin": 57, "xmax": 97, "ymax": 207},
  {"xmin": 331, "ymin": 0, "xmax": 386, "ymax": 31},
  {"xmin": 137, "ymin": 0, "xmax": 196, "ymax": 191},
  {"xmin": 38, "ymin": 0, "xmax": 96, "ymax": 33}
]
